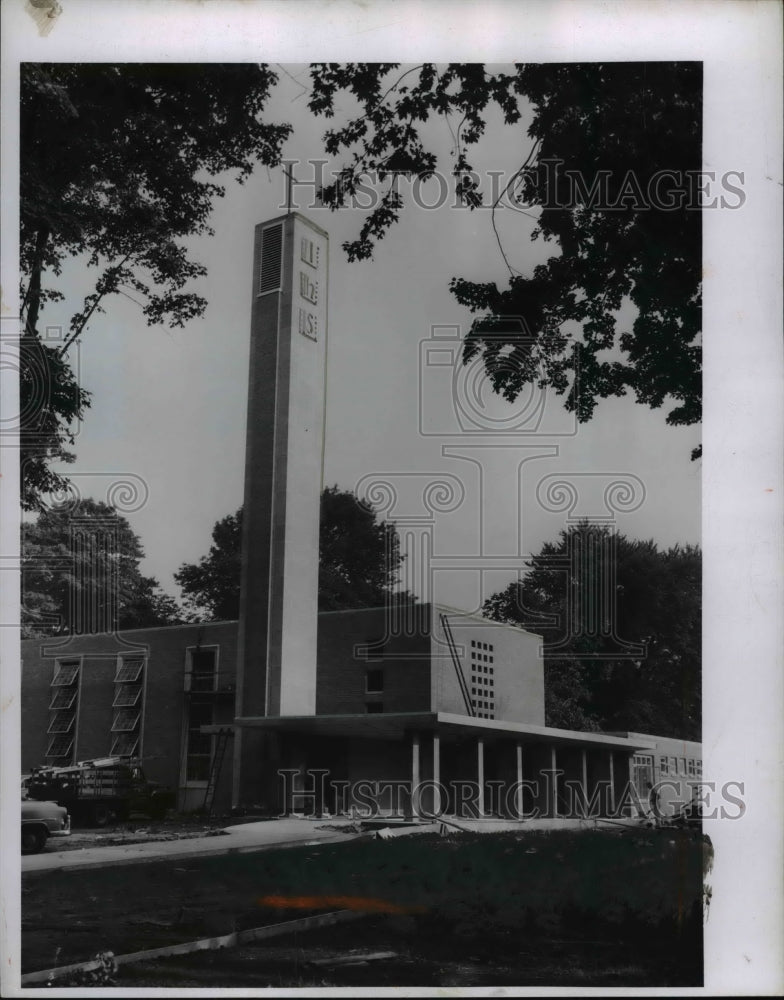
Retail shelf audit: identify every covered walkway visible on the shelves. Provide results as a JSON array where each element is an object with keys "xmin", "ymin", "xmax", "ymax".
[{"xmin": 229, "ymin": 712, "xmax": 656, "ymax": 821}]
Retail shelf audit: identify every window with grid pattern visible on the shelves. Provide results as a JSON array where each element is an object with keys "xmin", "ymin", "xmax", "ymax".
[
  {"xmin": 47, "ymin": 712, "xmax": 75, "ymax": 734},
  {"xmin": 46, "ymin": 735, "xmax": 73, "ymax": 758},
  {"xmin": 113, "ymin": 685, "xmax": 142, "ymax": 708},
  {"xmin": 52, "ymin": 661, "xmax": 80, "ymax": 686},
  {"xmin": 49, "ymin": 688, "xmax": 77, "ymax": 710},
  {"xmin": 111, "ymin": 734, "xmax": 139, "ymax": 757},
  {"xmin": 115, "ymin": 658, "xmax": 144, "ymax": 683},
  {"xmin": 112, "ymin": 709, "xmax": 140, "ymax": 732}
]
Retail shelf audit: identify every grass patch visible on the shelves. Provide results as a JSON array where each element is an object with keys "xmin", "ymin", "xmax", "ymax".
[{"xmin": 23, "ymin": 826, "xmax": 707, "ymax": 985}]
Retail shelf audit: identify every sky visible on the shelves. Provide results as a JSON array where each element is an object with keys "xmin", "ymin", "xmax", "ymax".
[{"xmin": 36, "ymin": 64, "xmax": 701, "ymax": 613}]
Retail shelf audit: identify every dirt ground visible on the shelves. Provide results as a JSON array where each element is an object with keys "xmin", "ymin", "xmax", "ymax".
[
  {"xmin": 22, "ymin": 827, "xmax": 707, "ymax": 988},
  {"xmin": 50, "ymin": 813, "xmax": 234, "ymax": 852},
  {"xmin": 49, "ymin": 812, "xmax": 272, "ymax": 852}
]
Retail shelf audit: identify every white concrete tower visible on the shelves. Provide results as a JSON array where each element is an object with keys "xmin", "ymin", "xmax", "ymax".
[{"xmin": 233, "ymin": 212, "xmax": 328, "ymax": 806}]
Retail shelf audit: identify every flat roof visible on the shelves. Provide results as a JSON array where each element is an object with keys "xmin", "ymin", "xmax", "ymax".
[{"xmin": 225, "ymin": 711, "xmax": 655, "ymax": 751}]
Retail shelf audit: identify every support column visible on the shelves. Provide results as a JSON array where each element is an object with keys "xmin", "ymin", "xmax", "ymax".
[
  {"xmin": 432, "ymin": 734, "xmax": 441, "ymax": 816},
  {"xmin": 608, "ymin": 751, "xmax": 616, "ymax": 816},
  {"xmin": 581, "ymin": 749, "xmax": 588, "ymax": 819},
  {"xmin": 411, "ymin": 733, "xmax": 421, "ymax": 818},
  {"xmin": 550, "ymin": 745, "xmax": 558, "ymax": 818},
  {"xmin": 515, "ymin": 742, "xmax": 523, "ymax": 819},
  {"xmin": 477, "ymin": 739, "xmax": 485, "ymax": 818}
]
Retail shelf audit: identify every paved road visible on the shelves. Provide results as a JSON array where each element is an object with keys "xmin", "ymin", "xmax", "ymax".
[{"xmin": 23, "ymin": 818, "xmax": 360, "ymax": 873}]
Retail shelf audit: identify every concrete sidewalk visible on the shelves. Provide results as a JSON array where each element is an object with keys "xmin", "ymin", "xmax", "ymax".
[{"xmin": 22, "ymin": 818, "xmax": 361, "ymax": 874}]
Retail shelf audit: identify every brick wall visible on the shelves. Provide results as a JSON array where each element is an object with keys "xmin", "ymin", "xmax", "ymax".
[
  {"xmin": 316, "ymin": 605, "xmax": 433, "ymax": 715},
  {"xmin": 22, "ymin": 622, "xmax": 239, "ymax": 811}
]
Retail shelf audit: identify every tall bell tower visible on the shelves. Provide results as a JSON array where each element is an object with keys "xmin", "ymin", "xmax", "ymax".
[{"xmin": 233, "ymin": 211, "xmax": 329, "ymax": 807}]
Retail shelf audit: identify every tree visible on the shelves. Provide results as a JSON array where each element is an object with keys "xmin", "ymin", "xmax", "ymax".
[
  {"xmin": 309, "ymin": 62, "xmax": 702, "ymax": 442},
  {"xmin": 22, "ymin": 498, "xmax": 182, "ymax": 638},
  {"xmin": 318, "ymin": 484, "xmax": 411, "ymax": 611},
  {"xmin": 20, "ymin": 62, "xmax": 704, "ymax": 512},
  {"xmin": 20, "ymin": 63, "xmax": 291, "ymax": 508},
  {"xmin": 175, "ymin": 485, "xmax": 411, "ymax": 620},
  {"xmin": 482, "ymin": 523, "xmax": 701, "ymax": 740},
  {"xmin": 173, "ymin": 509, "xmax": 243, "ymax": 622}
]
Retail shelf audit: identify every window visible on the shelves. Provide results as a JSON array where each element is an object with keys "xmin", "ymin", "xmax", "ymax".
[
  {"xmin": 189, "ymin": 648, "xmax": 217, "ymax": 692},
  {"xmin": 115, "ymin": 657, "xmax": 144, "ymax": 683},
  {"xmin": 366, "ymin": 702, "xmax": 383, "ymax": 714},
  {"xmin": 659, "ymin": 755, "xmax": 669, "ymax": 775},
  {"xmin": 113, "ymin": 654, "xmax": 145, "ymax": 757},
  {"xmin": 49, "ymin": 688, "xmax": 77, "ymax": 710},
  {"xmin": 679, "ymin": 757, "xmax": 687, "ymax": 775},
  {"xmin": 112, "ymin": 710, "xmax": 140, "ymax": 732},
  {"xmin": 366, "ymin": 669, "xmax": 383, "ymax": 693},
  {"xmin": 47, "ymin": 659, "xmax": 80, "ymax": 762},
  {"xmin": 186, "ymin": 701, "xmax": 213, "ymax": 782},
  {"xmin": 113, "ymin": 685, "xmax": 142, "ymax": 708},
  {"xmin": 46, "ymin": 736, "xmax": 73, "ymax": 758},
  {"xmin": 695, "ymin": 760, "xmax": 702, "ymax": 777},
  {"xmin": 52, "ymin": 661, "xmax": 79, "ymax": 686},
  {"xmin": 111, "ymin": 734, "xmax": 139, "ymax": 757},
  {"xmin": 47, "ymin": 712, "xmax": 75, "ymax": 734},
  {"xmin": 687, "ymin": 758, "xmax": 697, "ymax": 777}
]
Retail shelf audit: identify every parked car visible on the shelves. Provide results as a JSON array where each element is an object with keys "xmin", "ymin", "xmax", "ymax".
[{"xmin": 22, "ymin": 799, "xmax": 71, "ymax": 854}]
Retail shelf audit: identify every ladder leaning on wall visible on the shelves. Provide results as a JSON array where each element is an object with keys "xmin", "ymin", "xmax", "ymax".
[{"xmin": 203, "ymin": 727, "xmax": 233, "ymax": 816}]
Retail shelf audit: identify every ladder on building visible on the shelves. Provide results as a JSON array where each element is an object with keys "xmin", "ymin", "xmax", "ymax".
[
  {"xmin": 439, "ymin": 614, "xmax": 475, "ymax": 716},
  {"xmin": 203, "ymin": 727, "xmax": 232, "ymax": 817}
]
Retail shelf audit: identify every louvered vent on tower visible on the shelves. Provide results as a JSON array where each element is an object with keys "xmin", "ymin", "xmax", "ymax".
[{"xmin": 258, "ymin": 224, "xmax": 283, "ymax": 295}]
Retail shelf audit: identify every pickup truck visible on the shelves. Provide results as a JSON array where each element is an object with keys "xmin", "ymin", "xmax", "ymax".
[
  {"xmin": 22, "ymin": 799, "xmax": 71, "ymax": 854},
  {"xmin": 26, "ymin": 757, "xmax": 175, "ymax": 826}
]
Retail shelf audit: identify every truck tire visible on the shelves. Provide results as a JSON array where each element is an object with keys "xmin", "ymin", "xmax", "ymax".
[
  {"xmin": 90, "ymin": 803, "xmax": 114, "ymax": 827},
  {"xmin": 21, "ymin": 826, "xmax": 48, "ymax": 854},
  {"xmin": 146, "ymin": 798, "xmax": 169, "ymax": 821}
]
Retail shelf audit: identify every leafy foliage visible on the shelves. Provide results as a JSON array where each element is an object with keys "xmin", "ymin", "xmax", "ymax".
[
  {"xmin": 309, "ymin": 62, "xmax": 702, "ymax": 432},
  {"xmin": 173, "ymin": 509, "xmax": 244, "ymax": 621},
  {"xmin": 20, "ymin": 63, "xmax": 291, "ymax": 507},
  {"xmin": 175, "ymin": 486, "xmax": 412, "ymax": 620},
  {"xmin": 19, "ymin": 62, "xmax": 704, "ymax": 512},
  {"xmin": 19, "ymin": 334, "xmax": 90, "ymax": 509},
  {"xmin": 483, "ymin": 523, "xmax": 701, "ymax": 739},
  {"xmin": 22, "ymin": 498, "xmax": 182, "ymax": 637}
]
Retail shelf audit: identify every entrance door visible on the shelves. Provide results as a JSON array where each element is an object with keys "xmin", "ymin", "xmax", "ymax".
[{"xmin": 631, "ymin": 753, "xmax": 655, "ymax": 815}]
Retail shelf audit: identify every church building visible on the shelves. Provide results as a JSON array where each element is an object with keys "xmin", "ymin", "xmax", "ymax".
[{"xmin": 21, "ymin": 211, "xmax": 701, "ymax": 822}]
